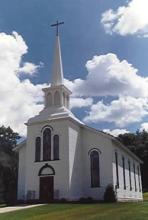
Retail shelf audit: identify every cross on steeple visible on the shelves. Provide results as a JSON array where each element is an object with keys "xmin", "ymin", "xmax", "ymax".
[{"xmin": 51, "ymin": 20, "xmax": 64, "ymax": 36}]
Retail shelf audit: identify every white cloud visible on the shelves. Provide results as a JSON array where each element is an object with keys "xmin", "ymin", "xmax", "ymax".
[
  {"xmin": 140, "ymin": 122, "xmax": 148, "ymax": 132},
  {"xmin": 101, "ymin": 0, "xmax": 148, "ymax": 37},
  {"xmin": 103, "ymin": 128, "xmax": 129, "ymax": 137},
  {"xmin": 65, "ymin": 53, "xmax": 148, "ymax": 98},
  {"xmin": 64, "ymin": 53, "xmax": 148, "ymax": 128},
  {"xmin": 18, "ymin": 62, "xmax": 40, "ymax": 75},
  {"xmin": 0, "ymin": 32, "xmax": 45, "ymax": 136},
  {"xmin": 84, "ymin": 96, "xmax": 148, "ymax": 127},
  {"xmin": 70, "ymin": 97, "xmax": 93, "ymax": 109}
]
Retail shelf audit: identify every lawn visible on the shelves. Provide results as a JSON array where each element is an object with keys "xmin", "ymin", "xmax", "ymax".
[
  {"xmin": 0, "ymin": 201, "xmax": 148, "ymax": 220},
  {"xmin": 143, "ymin": 192, "xmax": 148, "ymax": 201}
]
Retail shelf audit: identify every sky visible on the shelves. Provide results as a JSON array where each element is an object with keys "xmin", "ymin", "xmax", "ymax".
[{"xmin": 1, "ymin": 0, "xmax": 148, "ymax": 137}]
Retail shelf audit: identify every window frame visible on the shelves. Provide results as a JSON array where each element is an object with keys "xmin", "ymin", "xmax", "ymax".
[
  {"xmin": 128, "ymin": 160, "xmax": 132, "ymax": 191},
  {"xmin": 35, "ymin": 137, "xmax": 41, "ymax": 162},
  {"xmin": 53, "ymin": 134, "xmax": 60, "ymax": 160},
  {"xmin": 90, "ymin": 150, "xmax": 100, "ymax": 188},
  {"xmin": 122, "ymin": 156, "xmax": 126, "ymax": 190},
  {"xmin": 133, "ymin": 163, "xmax": 137, "ymax": 192},
  {"xmin": 137, "ymin": 165, "xmax": 141, "ymax": 192},
  {"xmin": 115, "ymin": 151, "xmax": 119, "ymax": 189},
  {"xmin": 43, "ymin": 128, "xmax": 52, "ymax": 161}
]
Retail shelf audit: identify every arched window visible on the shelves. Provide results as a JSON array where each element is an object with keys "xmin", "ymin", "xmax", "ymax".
[
  {"xmin": 54, "ymin": 91, "xmax": 60, "ymax": 106},
  {"xmin": 35, "ymin": 137, "xmax": 41, "ymax": 162},
  {"xmin": 53, "ymin": 135, "xmax": 59, "ymax": 160},
  {"xmin": 38, "ymin": 164, "xmax": 55, "ymax": 176},
  {"xmin": 66, "ymin": 95, "xmax": 69, "ymax": 108},
  {"xmin": 90, "ymin": 150, "xmax": 100, "ymax": 187},
  {"xmin": 43, "ymin": 128, "xmax": 51, "ymax": 161}
]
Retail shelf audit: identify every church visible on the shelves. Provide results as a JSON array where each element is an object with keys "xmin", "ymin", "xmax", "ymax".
[{"xmin": 16, "ymin": 22, "xmax": 143, "ymax": 202}]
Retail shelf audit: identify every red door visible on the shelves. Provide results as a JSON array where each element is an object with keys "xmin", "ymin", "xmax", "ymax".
[{"xmin": 39, "ymin": 176, "xmax": 54, "ymax": 202}]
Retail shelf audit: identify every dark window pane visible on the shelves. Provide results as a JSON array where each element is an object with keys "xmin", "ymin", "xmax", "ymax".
[
  {"xmin": 35, "ymin": 137, "xmax": 41, "ymax": 162},
  {"xmin": 115, "ymin": 152, "xmax": 119, "ymax": 188},
  {"xmin": 122, "ymin": 157, "xmax": 126, "ymax": 189},
  {"xmin": 128, "ymin": 160, "xmax": 132, "ymax": 191},
  {"xmin": 90, "ymin": 151, "xmax": 100, "ymax": 187},
  {"xmin": 43, "ymin": 128, "xmax": 51, "ymax": 161},
  {"xmin": 137, "ymin": 165, "xmax": 141, "ymax": 192},
  {"xmin": 133, "ymin": 163, "xmax": 137, "ymax": 192},
  {"xmin": 53, "ymin": 135, "xmax": 59, "ymax": 160}
]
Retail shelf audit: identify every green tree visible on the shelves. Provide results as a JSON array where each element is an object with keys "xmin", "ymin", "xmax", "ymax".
[{"xmin": 0, "ymin": 126, "xmax": 20, "ymax": 204}]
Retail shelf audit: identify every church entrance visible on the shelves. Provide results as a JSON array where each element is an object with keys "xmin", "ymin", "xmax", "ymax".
[
  {"xmin": 38, "ymin": 164, "xmax": 55, "ymax": 202},
  {"xmin": 39, "ymin": 176, "xmax": 54, "ymax": 202}
]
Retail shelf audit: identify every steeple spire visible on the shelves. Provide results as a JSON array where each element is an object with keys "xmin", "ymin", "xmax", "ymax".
[
  {"xmin": 28, "ymin": 21, "xmax": 81, "ymax": 125},
  {"xmin": 41, "ymin": 21, "xmax": 71, "ymax": 111},
  {"xmin": 51, "ymin": 21, "xmax": 64, "ymax": 86}
]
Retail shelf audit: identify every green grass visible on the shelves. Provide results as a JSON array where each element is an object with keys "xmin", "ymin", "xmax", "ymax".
[
  {"xmin": 143, "ymin": 192, "xmax": 148, "ymax": 201},
  {"xmin": 0, "ymin": 202, "xmax": 148, "ymax": 220},
  {"xmin": 0, "ymin": 193, "xmax": 148, "ymax": 220}
]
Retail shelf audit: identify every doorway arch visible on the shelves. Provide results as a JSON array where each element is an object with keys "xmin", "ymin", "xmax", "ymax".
[{"xmin": 38, "ymin": 164, "xmax": 55, "ymax": 202}]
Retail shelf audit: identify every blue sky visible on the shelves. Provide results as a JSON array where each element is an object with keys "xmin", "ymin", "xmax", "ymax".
[{"xmin": 0, "ymin": 0, "xmax": 148, "ymax": 136}]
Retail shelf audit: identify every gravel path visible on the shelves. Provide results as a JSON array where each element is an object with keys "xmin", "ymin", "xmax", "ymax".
[{"xmin": 0, "ymin": 204, "xmax": 43, "ymax": 213}]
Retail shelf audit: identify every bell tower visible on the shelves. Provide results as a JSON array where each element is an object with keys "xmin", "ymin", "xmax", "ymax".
[
  {"xmin": 27, "ymin": 20, "xmax": 82, "ymax": 125},
  {"xmin": 42, "ymin": 21, "xmax": 71, "ymax": 110}
]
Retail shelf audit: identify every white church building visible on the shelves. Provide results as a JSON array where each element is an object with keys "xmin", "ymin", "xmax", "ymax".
[{"xmin": 16, "ymin": 22, "xmax": 143, "ymax": 202}]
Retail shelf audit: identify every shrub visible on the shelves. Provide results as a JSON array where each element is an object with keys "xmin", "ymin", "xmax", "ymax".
[
  {"xmin": 104, "ymin": 184, "xmax": 117, "ymax": 203},
  {"xmin": 59, "ymin": 198, "xmax": 67, "ymax": 203},
  {"xmin": 79, "ymin": 197, "xmax": 94, "ymax": 203}
]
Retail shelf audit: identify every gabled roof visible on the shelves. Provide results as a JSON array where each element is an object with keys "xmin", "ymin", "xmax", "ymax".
[{"xmin": 81, "ymin": 123, "xmax": 142, "ymax": 163}]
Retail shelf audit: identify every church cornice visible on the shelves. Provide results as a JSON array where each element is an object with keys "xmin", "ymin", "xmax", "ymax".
[
  {"xmin": 24, "ymin": 116, "xmax": 142, "ymax": 163},
  {"xmin": 42, "ymin": 84, "xmax": 72, "ymax": 95}
]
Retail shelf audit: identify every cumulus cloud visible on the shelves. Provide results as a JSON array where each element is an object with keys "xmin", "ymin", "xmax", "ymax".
[
  {"xmin": 103, "ymin": 128, "xmax": 129, "ymax": 137},
  {"xmin": 101, "ymin": 0, "xmax": 148, "ymax": 37},
  {"xmin": 65, "ymin": 53, "xmax": 148, "ymax": 98},
  {"xmin": 70, "ymin": 97, "xmax": 93, "ymax": 109},
  {"xmin": 0, "ymin": 31, "xmax": 45, "ymax": 136},
  {"xmin": 84, "ymin": 96, "xmax": 148, "ymax": 127},
  {"xmin": 64, "ymin": 53, "xmax": 148, "ymax": 128}
]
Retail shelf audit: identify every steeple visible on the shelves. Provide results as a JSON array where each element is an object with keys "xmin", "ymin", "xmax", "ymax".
[
  {"xmin": 51, "ymin": 35, "xmax": 64, "ymax": 85},
  {"xmin": 27, "ymin": 21, "xmax": 83, "ymax": 125},
  {"xmin": 42, "ymin": 20, "xmax": 72, "ymax": 110},
  {"xmin": 51, "ymin": 21, "xmax": 64, "ymax": 86}
]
